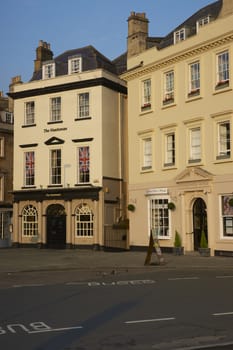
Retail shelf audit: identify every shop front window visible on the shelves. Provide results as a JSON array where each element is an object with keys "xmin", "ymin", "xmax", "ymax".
[{"xmin": 149, "ymin": 197, "xmax": 170, "ymax": 238}]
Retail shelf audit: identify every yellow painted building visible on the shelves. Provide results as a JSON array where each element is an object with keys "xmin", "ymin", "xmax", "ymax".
[
  {"xmin": 122, "ymin": 0, "xmax": 233, "ymax": 256},
  {"xmin": 9, "ymin": 42, "xmax": 127, "ymax": 248}
]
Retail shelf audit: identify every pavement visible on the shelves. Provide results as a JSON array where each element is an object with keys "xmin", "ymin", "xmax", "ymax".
[{"xmin": 0, "ymin": 247, "xmax": 232, "ymax": 275}]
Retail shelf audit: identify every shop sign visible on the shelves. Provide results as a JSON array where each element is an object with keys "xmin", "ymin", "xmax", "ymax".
[{"xmin": 145, "ymin": 188, "xmax": 168, "ymax": 196}]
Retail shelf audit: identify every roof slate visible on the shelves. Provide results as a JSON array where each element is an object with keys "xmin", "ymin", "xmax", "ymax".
[
  {"xmin": 30, "ymin": 45, "xmax": 127, "ymax": 82},
  {"xmin": 157, "ymin": 0, "xmax": 222, "ymax": 49}
]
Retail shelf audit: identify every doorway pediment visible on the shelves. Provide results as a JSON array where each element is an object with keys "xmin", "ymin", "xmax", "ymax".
[{"xmin": 176, "ymin": 167, "xmax": 213, "ymax": 184}]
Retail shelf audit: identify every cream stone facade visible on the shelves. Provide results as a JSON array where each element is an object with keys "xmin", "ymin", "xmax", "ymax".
[
  {"xmin": 122, "ymin": 0, "xmax": 233, "ymax": 256},
  {"xmin": 9, "ymin": 43, "xmax": 127, "ymax": 248}
]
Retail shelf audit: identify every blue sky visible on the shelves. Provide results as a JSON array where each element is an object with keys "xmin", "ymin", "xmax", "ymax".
[{"xmin": 1, "ymin": 0, "xmax": 215, "ymax": 95}]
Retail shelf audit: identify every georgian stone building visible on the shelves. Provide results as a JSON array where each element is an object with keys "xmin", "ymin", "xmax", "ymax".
[
  {"xmin": 122, "ymin": 0, "xmax": 233, "ymax": 256},
  {"xmin": 9, "ymin": 41, "xmax": 127, "ymax": 248},
  {"xmin": 0, "ymin": 92, "xmax": 13, "ymax": 246}
]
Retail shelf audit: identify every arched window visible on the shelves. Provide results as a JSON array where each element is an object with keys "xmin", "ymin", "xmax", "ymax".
[
  {"xmin": 75, "ymin": 203, "xmax": 93, "ymax": 237},
  {"xmin": 22, "ymin": 205, "xmax": 38, "ymax": 236}
]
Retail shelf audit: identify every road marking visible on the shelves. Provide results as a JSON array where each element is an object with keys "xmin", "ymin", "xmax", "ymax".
[
  {"xmin": 212, "ymin": 311, "xmax": 233, "ymax": 316},
  {"xmin": 168, "ymin": 277, "xmax": 199, "ymax": 281},
  {"xmin": 13, "ymin": 284, "xmax": 45, "ymax": 288},
  {"xmin": 29, "ymin": 325, "xmax": 83, "ymax": 334},
  {"xmin": 0, "ymin": 322, "xmax": 83, "ymax": 335},
  {"xmin": 216, "ymin": 275, "xmax": 233, "ymax": 279},
  {"xmin": 66, "ymin": 282, "xmax": 87, "ymax": 286},
  {"xmin": 66, "ymin": 279, "xmax": 156, "ymax": 287},
  {"xmin": 125, "ymin": 317, "xmax": 175, "ymax": 324}
]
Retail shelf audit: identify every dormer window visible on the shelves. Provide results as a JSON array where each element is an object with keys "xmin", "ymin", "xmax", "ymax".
[
  {"xmin": 68, "ymin": 56, "xmax": 82, "ymax": 74},
  {"xmin": 174, "ymin": 28, "xmax": 186, "ymax": 44},
  {"xmin": 197, "ymin": 16, "xmax": 210, "ymax": 31},
  {"xmin": 42, "ymin": 62, "xmax": 55, "ymax": 79}
]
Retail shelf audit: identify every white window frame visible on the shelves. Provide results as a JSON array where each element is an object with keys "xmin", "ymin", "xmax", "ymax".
[
  {"xmin": 68, "ymin": 56, "xmax": 82, "ymax": 74},
  {"xmin": 24, "ymin": 151, "xmax": 35, "ymax": 187},
  {"xmin": 163, "ymin": 70, "xmax": 174, "ymax": 103},
  {"xmin": 5, "ymin": 112, "xmax": 13, "ymax": 124},
  {"xmin": 217, "ymin": 121, "xmax": 231, "ymax": 158},
  {"xmin": 174, "ymin": 28, "xmax": 185, "ymax": 44},
  {"xmin": 25, "ymin": 101, "xmax": 35, "ymax": 125},
  {"xmin": 50, "ymin": 97, "xmax": 61, "ymax": 122},
  {"xmin": 75, "ymin": 203, "xmax": 94, "ymax": 237},
  {"xmin": 220, "ymin": 195, "xmax": 233, "ymax": 239},
  {"xmin": 77, "ymin": 92, "xmax": 90, "ymax": 119},
  {"xmin": 42, "ymin": 62, "xmax": 55, "ymax": 79},
  {"xmin": 165, "ymin": 132, "xmax": 175, "ymax": 166},
  {"xmin": 0, "ymin": 137, "xmax": 5, "ymax": 157},
  {"xmin": 141, "ymin": 136, "xmax": 152, "ymax": 172},
  {"xmin": 216, "ymin": 50, "xmax": 229, "ymax": 88},
  {"xmin": 77, "ymin": 145, "xmax": 90, "ymax": 184},
  {"xmin": 148, "ymin": 196, "xmax": 171, "ymax": 239},
  {"xmin": 141, "ymin": 79, "xmax": 151, "ymax": 110},
  {"xmin": 49, "ymin": 149, "xmax": 62, "ymax": 185},
  {"xmin": 22, "ymin": 205, "xmax": 38, "ymax": 237},
  {"xmin": 196, "ymin": 16, "xmax": 210, "ymax": 32},
  {"xmin": 189, "ymin": 127, "xmax": 201, "ymax": 162},
  {"xmin": 189, "ymin": 61, "xmax": 200, "ymax": 95},
  {"xmin": 0, "ymin": 176, "xmax": 4, "ymax": 201}
]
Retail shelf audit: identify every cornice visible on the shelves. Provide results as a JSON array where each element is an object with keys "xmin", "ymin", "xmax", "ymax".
[
  {"xmin": 8, "ymin": 77, "xmax": 127, "ymax": 100},
  {"xmin": 122, "ymin": 31, "xmax": 233, "ymax": 81},
  {"xmin": 13, "ymin": 186, "xmax": 102, "ymax": 202}
]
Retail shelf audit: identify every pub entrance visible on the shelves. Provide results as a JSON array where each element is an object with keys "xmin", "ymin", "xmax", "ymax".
[
  {"xmin": 46, "ymin": 204, "xmax": 66, "ymax": 248},
  {"xmin": 193, "ymin": 198, "xmax": 208, "ymax": 251}
]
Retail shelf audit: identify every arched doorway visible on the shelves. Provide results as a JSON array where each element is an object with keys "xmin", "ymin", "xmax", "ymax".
[
  {"xmin": 46, "ymin": 204, "xmax": 66, "ymax": 248},
  {"xmin": 193, "ymin": 198, "xmax": 208, "ymax": 250}
]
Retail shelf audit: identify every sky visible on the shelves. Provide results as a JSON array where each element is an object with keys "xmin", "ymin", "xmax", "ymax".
[{"xmin": 1, "ymin": 0, "xmax": 215, "ymax": 95}]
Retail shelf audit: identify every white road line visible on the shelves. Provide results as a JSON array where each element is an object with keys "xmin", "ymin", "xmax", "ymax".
[
  {"xmin": 125, "ymin": 317, "xmax": 175, "ymax": 324},
  {"xmin": 168, "ymin": 277, "xmax": 199, "ymax": 281},
  {"xmin": 216, "ymin": 275, "xmax": 233, "ymax": 279},
  {"xmin": 212, "ymin": 311, "xmax": 233, "ymax": 316},
  {"xmin": 66, "ymin": 282, "xmax": 87, "ymax": 286},
  {"xmin": 28, "ymin": 326, "xmax": 83, "ymax": 334},
  {"xmin": 13, "ymin": 284, "xmax": 45, "ymax": 288}
]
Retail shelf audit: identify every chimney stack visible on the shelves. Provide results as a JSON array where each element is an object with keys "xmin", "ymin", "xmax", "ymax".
[
  {"xmin": 34, "ymin": 40, "xmax": 53, "ymax": 73},
  {"xmin": 127, "ymin": 12, "xmax": 149, "ymax": 59}
]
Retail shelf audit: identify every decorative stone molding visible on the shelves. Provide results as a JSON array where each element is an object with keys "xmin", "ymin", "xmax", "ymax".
[{"xmin": 122, "ymin": 33, "xmax": 233, "ymax": 81}]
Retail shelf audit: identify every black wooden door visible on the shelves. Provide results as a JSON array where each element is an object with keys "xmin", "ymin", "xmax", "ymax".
[
  {"xmin": 193, "ymin": 198, "xmax": 207, "ymax": 250},
  {"xmin": 46, "ymin": 204, "xmax": 66, "ymax": 248}
]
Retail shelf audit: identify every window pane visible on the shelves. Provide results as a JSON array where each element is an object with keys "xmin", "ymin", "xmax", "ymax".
[
  {"xmin": 222, "ymin": 196, "xmax": 233, "ymax": 237},
  {"xmin": 44, "ymin": 63, "xmax": 54, "ymax": 79},
  {"xmin": 25, "ymin": 151, "xmax": 35, "ymax": 186},
  {"xmin": 217, "ymin": 51, "xmax": 229, "ymax": 83},
  {"xmin": 190, "ymin": 128, "xmax": 201, "ymax": 160},
  {"xmin": 22, "ymin": 205, "xmax": 38, "ymax": 237},
  {"xmin": 143, "ymin": 138, "xmax": 152, "ymax": 169},
  {"xmin": 50, "ymin": 149, "xmax": 61, "ymax": 184},
  {"xmin": 78, "ymin": 93, "xmax": 89, "ymax": 118},
  {"xmin": 75, "ymin": 204, "xmax": 94, "ymax": 237},
  {"xmin": 165, "ymin": 133, "xmax": 175, "ymax": 164},
  {"xmin": 150, "ymin": 198, "xmax": 169, "ymax": 238},
  {"xmin": 50, "ymin": 97, "xmax": 61, "ymax": 121},
  {"xmin": 190, "ymin": 62, "xmax": 200, "ymax": 91},
  {"xmin": 142, "ymin": 79, "xmax": 151, "ymax": 105},
  {"xmin": 25, "ymin": 102, "xmax": 35, "ymax": 125},
  {"xmin": 218, "ymin": 122, "xmax": 230, "ymax": 156},
  {"xmin": 71, "ymin": 58, "xmax": 81, "ymax": 73},
  {"xmin": 78, "ymin": 146, "xmax": 90, "ymax": 183}
]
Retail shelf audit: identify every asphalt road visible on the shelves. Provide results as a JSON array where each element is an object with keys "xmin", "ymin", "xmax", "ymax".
[{"xmin": 0, "ymin": 268, "xmax": 233, "ymax": 350}]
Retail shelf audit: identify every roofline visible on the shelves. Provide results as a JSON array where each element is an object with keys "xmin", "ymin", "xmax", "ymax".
[{"xmin": 8, "ymin": 76, "xmax": 127, "ymax": 99}]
